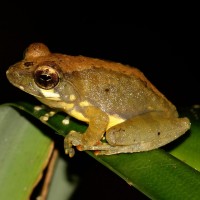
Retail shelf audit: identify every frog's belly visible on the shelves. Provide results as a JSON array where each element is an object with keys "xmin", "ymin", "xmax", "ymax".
[{"xmin": 107, "ymin": 114, "xmax": 125, "ymax": 129}]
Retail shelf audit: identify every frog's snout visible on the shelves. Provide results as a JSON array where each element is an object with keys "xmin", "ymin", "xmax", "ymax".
[
  {"xmin": 6, "ymin": 67, "xmax": 19, "ymax": 82},
  {"xmin": 6, "ymin": 66, "xmax": 25, "ymax": 91}
]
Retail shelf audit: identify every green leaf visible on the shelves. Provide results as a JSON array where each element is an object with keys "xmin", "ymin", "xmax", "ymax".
[
  {"xmin": 89, "ymin": 150, "xmax": 200, "ymax": 199},
  {"xmin": 4, "ymin": 102, "xmax": 200, "ymax": 199},
  {"xmin": 0, "ymin": 105, "xmax": 53, "ymax": 200},
  {"xmin": 168, "ymin": 106, "xmax": 200, "ymax": 171}
]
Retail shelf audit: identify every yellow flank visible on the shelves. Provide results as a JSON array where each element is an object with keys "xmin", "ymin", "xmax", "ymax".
[
  {"xmin": 79, "ymin": 100, "xmax": 91, "ymax": 107},
  {"xmin": 69, "ymin": 109, "xmax": 124, "ymax": 129},
  {"xmin": 107, "ymin": 114, "xmax": 125, "ymax": 130},
  {"xmin": 52, "ymin": 101, "xmax": 75, "ymax": 111},
  {"xmin": 69, "ymin": 109, "xmax": 89, "ymax": 123},
  {"xmin": 39, "ymin": 88, "xmax": 61, "ymax": 100},
  {"xmin": 63, "ymin": 103, "xmax": 74, "ymax": 110}
]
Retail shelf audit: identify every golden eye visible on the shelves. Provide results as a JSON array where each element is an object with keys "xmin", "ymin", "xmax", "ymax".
[{"xmin": 34, "ymin": 66, "xmax": 59, "ymax": 89}]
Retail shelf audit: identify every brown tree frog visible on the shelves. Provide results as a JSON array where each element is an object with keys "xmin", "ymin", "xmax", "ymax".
[{"xmin": 6, "ymin": 43, "xmax": 190, "ymax": 157}]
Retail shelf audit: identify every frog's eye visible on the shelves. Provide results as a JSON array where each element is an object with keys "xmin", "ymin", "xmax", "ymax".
[{"xmin": 34, "ymin": 66, "xmax": 59, "ymax": 89}]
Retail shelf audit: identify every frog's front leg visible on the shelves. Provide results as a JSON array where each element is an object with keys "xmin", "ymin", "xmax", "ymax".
[
  {"xmin": 64, "ymin": 106, "xmax": 109, "ymax": 157},
  {"xmin": 74, "ymin": 112, "xmax": 190, "ymax": 155}
]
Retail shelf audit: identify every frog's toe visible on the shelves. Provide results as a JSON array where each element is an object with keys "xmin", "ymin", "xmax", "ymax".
[
  {"xmin": 64, "ymin": 137, "xmax": 75, "ymax": 157},
  {"xmin": 65, "ymin": 147, "xmax": 75, "ymax": 158},
  {"xmin": 64, "ymin": 131, "xmax": 83, "ymax": 157}
]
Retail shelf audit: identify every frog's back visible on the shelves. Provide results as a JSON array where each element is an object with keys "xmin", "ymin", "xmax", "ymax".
[{"xmin": 61, "ymin": 57, "xmax": 178, "ymax": 119}]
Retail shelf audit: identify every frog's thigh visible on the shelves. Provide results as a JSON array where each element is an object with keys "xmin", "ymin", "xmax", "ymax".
[{"xmin": 105, "ymin": 112, "xmax": 190, "ymax": 152}]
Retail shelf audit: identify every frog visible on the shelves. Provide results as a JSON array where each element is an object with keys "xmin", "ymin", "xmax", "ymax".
[{"xmin": 6, "ymin": 43, "xmax": 190, "ymax": 157}]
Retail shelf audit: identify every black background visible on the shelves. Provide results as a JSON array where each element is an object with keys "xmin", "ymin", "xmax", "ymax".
[{"xmin": 0, "ymin": 1, "xmax": 199, "ymax": 199}]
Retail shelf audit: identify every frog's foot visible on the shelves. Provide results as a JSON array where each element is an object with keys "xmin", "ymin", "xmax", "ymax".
[
  {"xmin": 64, "ymin": 132, "xmax": 141, "ymax": 156},
  {"xmin": 64, "ymin": 131, "xmax": 108, "ymax": 157},
  {"xmin": 75, "ymin": 143, "xmax": 134, "ymax": 155},
  {"xmin": 64, "ymin": 131, "xmax": 83, "ymax": 157},
  {"xmin": 93, "ymin": 145, "xmax": 141, "ymax": 155},
  {"xmin": 76, "ymin": 143, "xmax": 149, "ymax": 155}
]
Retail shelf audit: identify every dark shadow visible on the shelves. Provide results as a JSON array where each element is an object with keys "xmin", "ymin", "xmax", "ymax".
[
  {"xmin": 163, "ymin": 130, "xmax": 191, "ymax": 152},
  {"xmin": 61, "ymin": 149, "xmax": 149, "ymax": 200}
]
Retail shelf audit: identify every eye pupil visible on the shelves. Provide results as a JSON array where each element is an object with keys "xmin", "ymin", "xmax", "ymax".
[
  {"xmin": 34, "ymin": 66, "xmax": 59, "ymax": 89},
  {"xmin": 39, "ymin": 74, "xmax": 52, "ymax": 81}
]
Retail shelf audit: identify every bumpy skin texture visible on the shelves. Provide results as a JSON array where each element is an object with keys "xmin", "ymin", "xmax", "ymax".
[{"xmin": 6, "ymin": 43, "xmax": 190, "ymax": 157}]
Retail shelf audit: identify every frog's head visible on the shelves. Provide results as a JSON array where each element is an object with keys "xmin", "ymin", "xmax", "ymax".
[{"xmin": 6, "ymin": 43, "xmax": 79, "ymax": 104}]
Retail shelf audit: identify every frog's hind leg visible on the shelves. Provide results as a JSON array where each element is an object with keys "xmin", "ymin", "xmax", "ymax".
[
  {"xmin": 76, "ymin": 143, "xmax": 145, "ymax": 155},
  {"xmin": 76, "ymin": 112, "xmax": 190, "ymax": 155},
  {"xmin": 99, "ymin": 112, "xmax": 190, "ymax": 155}
]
